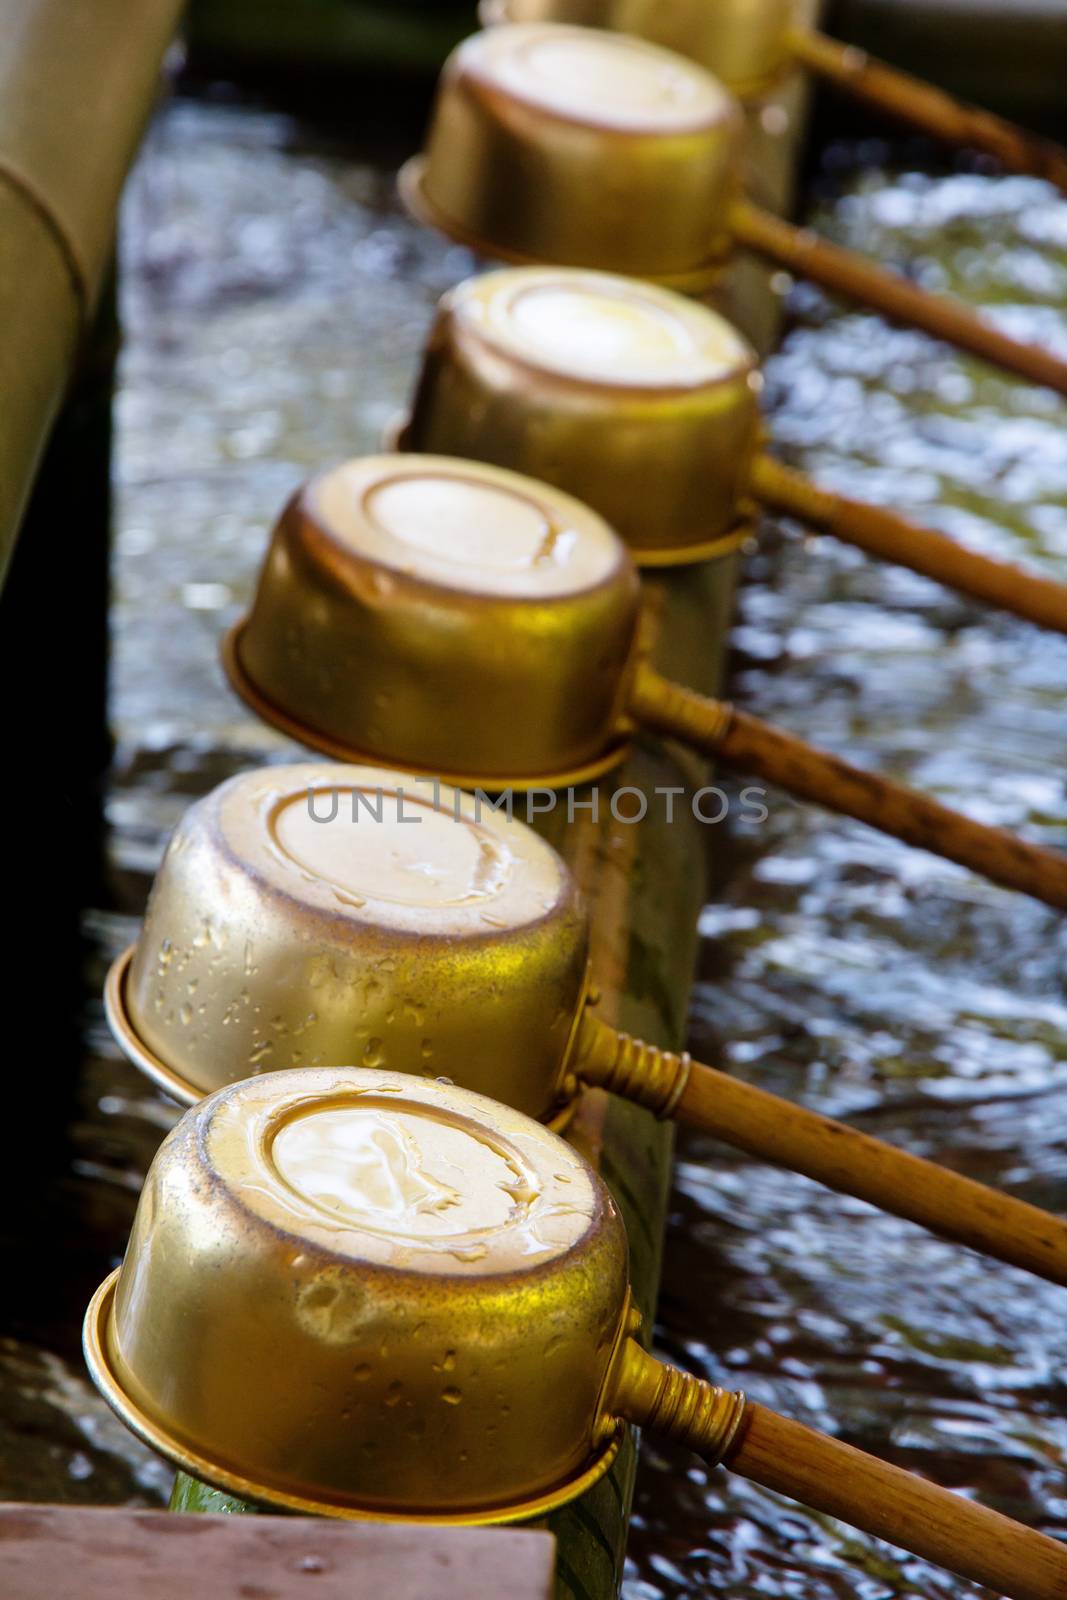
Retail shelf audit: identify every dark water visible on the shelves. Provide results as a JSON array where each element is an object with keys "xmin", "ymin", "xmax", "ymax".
[
  {"xmin": 2, "ymin": 94, "xmax": 1065, "ymax": 1600},
  {"xmin": 629, "ymin": 159, "xmax": 1067, "ymax": 1596}
]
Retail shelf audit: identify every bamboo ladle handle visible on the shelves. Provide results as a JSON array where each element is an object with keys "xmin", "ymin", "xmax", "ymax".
[
  {"xmin": 728, "ymin": 197, "xmax": 1067, "ymax": 398},
  {"xmin": 629, "ymin": 664, "xmax": 1067, "ymax": 910},
  {"xmin": 748, "ymin": 452, "xmax": 1067, "ymax": 635},
  {"xmin": 612, "ymin": 1341, "xmax": 1067, "ymax": 1600},
  {"xmin": 789, "ymin": 27, "xmax": 1067, "ymax": 196},
  {"xmin": 576, "ymin": 1011, "xmax": 1067, "ymax": 1285}
]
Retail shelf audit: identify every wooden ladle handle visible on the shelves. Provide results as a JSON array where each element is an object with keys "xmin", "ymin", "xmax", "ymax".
[
  {"xmin": 576, "ymin": 1011, "xmax": 1067, "ymax": 1285},
  {"xmin": 629, "ymin": 664, "xmax": 1067, "ymax": 910},
  {"xmin": 749, "ymin": 452, "xmax": 1067, "ymax": 635},
  {"xmin": 729, "ymin": 197, "xmax": 1067, "ymax": 398},
  {"xmin": 790, "ymin": 26, "xmax": 1067, "ymax": 196},
  {"xmin": 612, "ymin": 1340, "xmax": 1067, "ymax": 1600}
]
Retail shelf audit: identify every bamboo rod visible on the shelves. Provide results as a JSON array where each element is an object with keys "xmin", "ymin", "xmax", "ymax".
[
  {"xmin": 748, "ymin": 453, "xmax": 1067, "ymax": 634},
  {"xmin": 730, "ymin": 1401, "xmax": 1067, "ymax": 1600},
  {"xmin": 577, "ymin": 1011, "xmax": 1067, "ymax": 1286},
  {"xmin": 629, "ymin": 664, "xmax": 1067, "ymax": 909},
  {"xmin": 789, "ymin": 27, "xmax": 1067, "ymax": 196},
  {"xmin": 728, "ymin": 197, "xmax": 1067, "ymax": 398},
  {"xmin": 615, "ymin": 1342, "xmax": 1067, "ymax": 1600}
]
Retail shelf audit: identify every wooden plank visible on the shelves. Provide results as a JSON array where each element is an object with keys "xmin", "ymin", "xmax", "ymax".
[{"xmin": 0, "ymin": 1503, "xmax": 556, "ymax": 1600}]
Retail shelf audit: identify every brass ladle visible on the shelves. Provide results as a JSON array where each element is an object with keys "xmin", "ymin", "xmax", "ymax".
[
  {"xmin": 399, "ymin": 24, "xmax": 1067, "ymax": 399},
  {"xmin": 224, "ymin": 453, "xmax": 1067, "ymax": 911},
  {"xmin": 399, "ymin": 263, "xmax": 1067, "ymax": 631},
  {"xmin": 106, "ymin": 762, "xmax": 1067, "ymax": 1286},
  {"xmin": 480, "ymin": 0, "xmax": 1067, "ymax": 193},
  {"xmin": 84, "ymin": 1067, "xmax": 1067, "ymax": 1600}
]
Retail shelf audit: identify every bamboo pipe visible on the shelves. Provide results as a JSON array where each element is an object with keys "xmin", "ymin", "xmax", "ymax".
[
  {"xmin": 748, "ymin": 454, "xmax": 1067, "ymax": 634},
  {"xmin": 0, "ymin": 0, "xmax": 182, "ymax": 583},
  {"xmin": 575, "ymin": 1010, "xmax": 1067, "ymax": 1285},
  {"xmin": 729, "ymin": 197, "xmax": 1067, "ymax": 399},
  {"xmin": 788, "ymin": 26, "xmax": 1067, "ymax": 195},
  {"xmin": 629, "ymin": 664, "xmax": 1067, "ymax": 909},
  {"xmin": 613, "ymin": 1343, "xmax": 1067, "ymax": 1600}
]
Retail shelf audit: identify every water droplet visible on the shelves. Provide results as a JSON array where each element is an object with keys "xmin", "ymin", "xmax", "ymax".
[{"xmin": 441, "ymin": 1387, "xmax": 462, "ymax": 1405}]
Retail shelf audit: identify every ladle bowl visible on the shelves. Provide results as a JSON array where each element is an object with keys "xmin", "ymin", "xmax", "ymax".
[
  {"xmin": 84, "ymin": 1068, "xmax": 1067, "ymax": 1599},
  {"xmin": 401, "ymin": 265, "xmax": 761, "ymax": 563},
  {"xmin": 478, "ymin": 0, "xmax": 1067, "ymax": 191},
  {"xmin": 399, "ymin": 22, "xmax": 742, "ymax": 286},
  {"xmin": 84, "ymin": 1067, "xmax": 630, "ymax": 1521},
  {"xmin": 229, "ymin": 454, "xmax": 640, "ymax": 787},
  {"xmin": 399, "ymin": 266, "xmax": 1067, "ymax": 619},
  {"xmin": 107, "ymin": 763, "xmax": 588, "ymax": 1117}
]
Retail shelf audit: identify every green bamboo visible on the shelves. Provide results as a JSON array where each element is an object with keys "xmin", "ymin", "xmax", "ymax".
[{"xmin": 0, "ymin": 0, "xmax": 182, "ymax": 587}]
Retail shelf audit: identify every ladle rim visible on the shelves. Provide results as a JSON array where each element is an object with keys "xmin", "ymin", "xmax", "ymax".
[
  {"xmin": 106, "ymin": 942, "xmax": 580, "ymax": 1134},
  {"xmin": 84, "ymin": 1269, "xmax": 626, "ymax": 1523},
  {"xmin": 222, "ymin": 618, "xmax": 634, "ymax": 790},
  {"xmin": 397, "ymin": 155, "xmax": 731, "ymax": 294}
]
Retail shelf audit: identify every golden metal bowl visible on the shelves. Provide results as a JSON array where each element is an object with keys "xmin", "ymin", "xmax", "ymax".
[
  {"xmin": 477, "ymin": 0, "xmax": 795, "ymax": 99},
  {"xmin": 399, "ymin": 23, "xmax": 743, "ymax": 286},
  {"xmin": 84, "ymin": 1074, "xmax": 1067, "ymax": 1584},
  {"xmin": 106, "ymin": 763, "xmax": 589, "ymax": 1117},
  {"xmin": 227, "ymin": 454, "xmax": 641, "ymax": 787},
  {"xmin": 84, "ymin": 1068, "xmax": 632, "ymax": 1522},
  {"xmin": 401, "ymin": 265, "xmax": 762, "ymax": 563}
]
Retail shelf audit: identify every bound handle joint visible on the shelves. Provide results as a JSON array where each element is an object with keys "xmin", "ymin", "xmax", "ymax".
[
  {"xmin": 629, "ymin": 663, "xmax": 733, "ymax": 753},
  {"xmin": 574, "ymin": 1010, "xmax": 692, "ymax": 1119},
  {"xmin": 610, "ymin": 1338, "xmax": 746, "ymax": 1466}
]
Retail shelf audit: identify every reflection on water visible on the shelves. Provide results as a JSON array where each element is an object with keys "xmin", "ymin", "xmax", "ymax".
[
  {"xmin": 2, "ymin": 96, "xmax": 1065, "ymax": 1597},
  {"xmin": 628, "ymin": 147, "xmax": 1067, "ymax": 1597}
]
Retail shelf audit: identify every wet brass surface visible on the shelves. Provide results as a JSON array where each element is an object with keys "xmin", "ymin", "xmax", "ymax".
[
  {"xmin": 235, "ymin": 454, "xmax": 641, "ymax": 781},
  {"xmin": 222, "ymin": 619, "xmax": 633, "ymax": 792},
  {"xmin": 404, "ymin": 266, "xmax": 763, "ymax": 560},
  {"xmin": 406, "ymin": 23, "xmax": 743, "ymax": 280},
  {"xmin": 115, "ymin": 763, "xmax": 590, "ymax": 1117},
  {"xmin": 479, "ymin": 0, "xmax": 795, "ymax": 98},
  {"xmin": 85, "ymin": 1068, "xmax": 631, "ymax": 1520}
]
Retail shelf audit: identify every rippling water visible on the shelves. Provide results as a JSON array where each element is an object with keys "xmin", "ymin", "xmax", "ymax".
[
  {"xmin": 2, "ymin": 91, "xmax": 1065, "ymax": 1600},
  {"xmin": 628, "ymin": 151, "xmax": 1067, "ymax": 1597}
]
